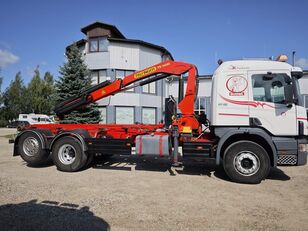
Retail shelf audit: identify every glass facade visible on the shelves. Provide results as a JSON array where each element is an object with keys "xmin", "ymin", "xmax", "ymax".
[
  {"xmin": 91, "ymin": 70, "xmax": 107, "ymax": 85},
  {"xmin": 142, "ymin": 107, "xmax": 156, "ymax": 124},
  {"xmin": 115, "ymin": 106, "xmax": 134, "ymax": 124},
  {"xmin": 115, "ymin": 70, "xmax": 135, "ymax": 92},
  {"xmin": 89, "ymin": 37, "xmax": 108, "ymax": 52},
  {"xmin": 142, "ymin": 81, "xmax": 156, "ymax": 94},
  {"xmin": 194, "ymin": 97, "xmax": 206, "ymax": 115}
]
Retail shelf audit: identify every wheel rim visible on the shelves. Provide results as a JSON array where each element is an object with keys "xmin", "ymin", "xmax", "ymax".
[
  {"xmin": 233, "ymin": 151, "xmax": 260, "ymax": 176},
  {"xmin": 58, "ymin": 144, "xmax": 76, "ymax": 165},
  {"xmin": 23, "ymin": 137, "xmax": 40, "ymax": 157}
]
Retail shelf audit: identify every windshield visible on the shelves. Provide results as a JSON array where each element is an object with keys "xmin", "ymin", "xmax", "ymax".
[{"xmin": 292, "ymin": 77, "xmax": 303, "ymax": 106}]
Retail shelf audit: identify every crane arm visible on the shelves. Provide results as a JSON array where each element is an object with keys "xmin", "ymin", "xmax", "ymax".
[{"xmin": 54, "ymin": 60, "xmax": 199, "ymax": 122}]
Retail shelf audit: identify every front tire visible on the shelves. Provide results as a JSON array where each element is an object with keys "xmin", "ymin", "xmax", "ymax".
[
  {"xmin": 223, "ymin": 141, "xmax": 270, "ymax": 184},
  {"xmin": 52, "ymin": 136, "xmax": 87, "ymax": 172}
]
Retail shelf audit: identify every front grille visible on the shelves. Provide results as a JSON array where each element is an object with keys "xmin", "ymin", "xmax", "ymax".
[{"xmin": 277, "ymin": 155, "xmax": 297, "ymax": 165}]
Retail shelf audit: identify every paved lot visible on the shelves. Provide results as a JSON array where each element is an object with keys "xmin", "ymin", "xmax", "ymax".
[{"xmin": 0, "ymin": 128, "xmax": 308, "ymax": 230}]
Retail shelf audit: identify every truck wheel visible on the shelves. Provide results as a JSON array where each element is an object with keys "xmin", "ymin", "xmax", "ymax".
[
  {"xmin": 223, "ymin": 141, "xmax": 270, "ymax": 184},
  {"xmin": 84, "ymin": 153, "xmax": 94, "ymax": 168},
  {"xmin": 18, "ymin": 132, "xmax": 49, "ymax": 166},
  {"xmin": 52, "ymin": 136, "xmax": 87, "ymax": 172}
]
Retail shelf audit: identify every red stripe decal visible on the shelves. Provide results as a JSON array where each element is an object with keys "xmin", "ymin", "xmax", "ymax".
[
  {"xmin": 219, "ymin": 95, "xmax": 284, "ymax": 109},
  {"xmin": 219, "ymin": 113, "xmax": 249, "ymax": 117},
  {"xmin": 297, "ymin": 117, "xmax": 308, "ymax": 121},
  {"xmin": 159, "ymin": 135, "xmax": 163, "ymax": 157},
  {"xmin": 138, "ymin": 136, "xmax": 142, "ymax": 155}
]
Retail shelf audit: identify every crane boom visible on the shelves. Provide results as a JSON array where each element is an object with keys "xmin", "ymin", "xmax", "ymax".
[{"xmin": 54, "ymin": 60, "xmax": 199, "ymax": 130}]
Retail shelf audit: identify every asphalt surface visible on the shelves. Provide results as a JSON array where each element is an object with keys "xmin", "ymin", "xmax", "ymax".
[{"xmin": 0, "ymin": 128, "xmax": 308, "ymax": 230}]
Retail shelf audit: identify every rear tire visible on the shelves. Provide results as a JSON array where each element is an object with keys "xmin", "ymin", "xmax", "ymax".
[
  {"xmin": 52, "ymin": 136, "xmax": 87, "ymax": 172},
  {"xmin": 18, "ymin": 132, "xmax": 49, "ymax": 166},
  {"xmin": 84, "ymin": 153, "xmax": 94, "ymax": 168},
  {"xmin": 223, "ymin": 141, "xmax": 270, "ymax": 184}
]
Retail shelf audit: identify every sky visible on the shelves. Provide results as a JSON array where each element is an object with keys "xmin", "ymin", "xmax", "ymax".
[{"xmin": 0, "ymin": 0, "xmax": 308, "ymax": 90}]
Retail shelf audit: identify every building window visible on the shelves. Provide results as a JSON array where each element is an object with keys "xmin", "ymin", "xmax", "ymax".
[
  {"xmin": 252, "ymin": 73, "xmax": 289, "ymax": 104},
  {"xmin": 142, "ymin": 82, "xmax": 156, "ymax": 94},
  {"xmin": 98, "ymin": 107, "xmax": 107, "ymax": 124},
  {"xmin": 115, "ymin": 70, "xmax": 135, "ymax": 92},
  {"xmin": 142, "ymin": 78, "xmax": 156, "ymax": 94},
  {"xmin": 89, "ymin": 37, "xmax": 108, "ymax": 52},
  {"xmin": 116, "ymin": 106, "xmax": 134, "ymax": 124},
  {"xmin": 142, "ymin": 107, "xmax": 156, "ymax": 124},
  {"xmin": 194, "ymin": 97, "xmax": 206, "ymax": 115},
  {"xmin": 91, "ymin": 70, "xmax": 107, "ymax": 85}
]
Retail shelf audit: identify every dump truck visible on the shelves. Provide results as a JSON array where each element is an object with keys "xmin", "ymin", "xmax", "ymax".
[{"xmin": 13, "ymin": 59, "xmax": 307, "ymax": 183}]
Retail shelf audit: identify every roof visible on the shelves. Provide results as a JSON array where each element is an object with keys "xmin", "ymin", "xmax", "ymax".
[
  {"xmin": 81, "ymin": 21, "xmax": 126, "ymax": 39},
  {"xmin": 198, "ymin": 74, "xmax": 212, "ymax": 79},
  {"xmin": 66, "ymin": 21, "xmax": 173, "ymax": 60},
  {"xmin": 66, "ymin": 36, "xmax": 173, "ymax": 60},
  {"xmin": 215, "ymin": 60, "xmax": 294, "ymax": 73},
  {"xmin": 65, "ymin": 39, "xmax": 86, "ymax": 52},
  {"xmin": 107, "ymin": 37, "xmax": 173, "ymax": 60},
  {"xmin": 74, "ymin": 39, "xmax": 86, "ymax": 47}
]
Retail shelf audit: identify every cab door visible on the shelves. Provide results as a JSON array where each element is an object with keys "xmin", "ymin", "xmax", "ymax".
[{"xmin": 248, "ymin": 71, "xmax": 297, "ymax": 136}]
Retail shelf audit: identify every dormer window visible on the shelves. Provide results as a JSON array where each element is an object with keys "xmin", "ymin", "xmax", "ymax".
[{"xmin": 89, "ymin": 37, "xmax": 108, "ymax": 52}]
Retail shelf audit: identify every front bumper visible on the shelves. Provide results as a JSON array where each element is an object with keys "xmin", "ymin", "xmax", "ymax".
[{"xmin": 276, "ymin": 138, "xmax": 307, "ymax": 166}]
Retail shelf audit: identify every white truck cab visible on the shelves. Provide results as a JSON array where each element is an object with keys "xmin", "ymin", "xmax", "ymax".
[{"xmin": 211, "ymin": 60, "xmax": 307, "ymax": 167}]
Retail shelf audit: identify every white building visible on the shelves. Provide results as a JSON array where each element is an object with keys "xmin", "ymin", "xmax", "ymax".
[{"xmin": 69, "ymin": 21, "xmax": 173, "ymax": 124}]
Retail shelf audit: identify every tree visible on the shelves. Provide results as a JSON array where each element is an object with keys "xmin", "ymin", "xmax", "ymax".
[
  {"xmin": 0, "ymin": 71, "xmax": 5, "ymax": 127},
  {"xmin": 25, "ymin": 68, "xmax": 55, "ymax": 114},
  {"xmin": 0, "ymin": 71, "xmax": 3, "ymax": 105},
  {"xmin": 3, "ymin": 72, "xmax": 26, "ymax": 121},
  {"xmin": 42, "ymin": 71, "xmax": 56, "ymax": 114},
  {"xmin": 55, "ymin": 43, "xmax": 100, "ymax": 123},
  {"xmin": 0, "ymin": 68, "xmax": 3, "ymax": 106}
]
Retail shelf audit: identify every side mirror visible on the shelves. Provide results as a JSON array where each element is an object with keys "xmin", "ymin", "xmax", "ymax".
[
  {"xmin": 284, "ymin": 85, "xmax": 293, "ymax": 107},
  {"xmin": 284, "ymin": 75, "xmax": 292, "ymax": 84},
  {"xmin": 291, "ymin": 71, "xmax": 303, "ymax": 79}
]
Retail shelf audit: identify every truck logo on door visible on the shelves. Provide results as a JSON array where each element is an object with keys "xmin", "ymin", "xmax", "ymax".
[{"xmin": 226, "ymin": 75, "xmax": 247, "ymax": 96}]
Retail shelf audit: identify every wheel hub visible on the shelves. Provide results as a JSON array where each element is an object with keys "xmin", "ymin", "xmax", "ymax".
[
  {"xmin": 58, "ymin": 144, "xmax": 76, "ymax": 165},
  {"xmin": 234, "ymin": 151, "xmax": 260, "ymax": 176},
  {"xmin": 23, "ymin": 137, "xmax": 39, "ymax": 157}
]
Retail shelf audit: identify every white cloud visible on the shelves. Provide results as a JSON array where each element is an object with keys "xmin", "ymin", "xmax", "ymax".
[
  {"xmin": 0, "ymin": 49, "xmax": 19, "ymax": 68},
  {"xmin": 295, "ymin": 58, "xmax": 308, "ymax": 70}
]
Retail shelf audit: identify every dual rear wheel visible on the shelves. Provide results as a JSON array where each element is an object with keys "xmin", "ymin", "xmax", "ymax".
[
  {"xmin": 18, "ymin": 132, "xmax": 49, "ymax": 166},
  {"xmin": 18, "ymin": 133, "xmax": 91, "ymax": 172},
  {"xmin": 51, "ymin": 136, "xmax": 89, "ymax": 172}
]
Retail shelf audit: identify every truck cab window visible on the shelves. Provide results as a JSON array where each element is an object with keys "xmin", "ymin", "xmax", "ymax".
[{"xmin": 252, "ymin": 74, "xmax": 290, "ymax": 104}]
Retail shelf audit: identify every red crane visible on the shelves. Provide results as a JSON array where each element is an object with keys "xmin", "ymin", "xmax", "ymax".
[{"xmin": 54, "ymin": 60, "xmax": 200, "ymax": 134}]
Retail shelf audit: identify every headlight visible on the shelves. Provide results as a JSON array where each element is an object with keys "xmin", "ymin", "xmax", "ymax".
[{"xmin": 298, "ymin": 143, "xmax": 307, "ymax": 152}]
